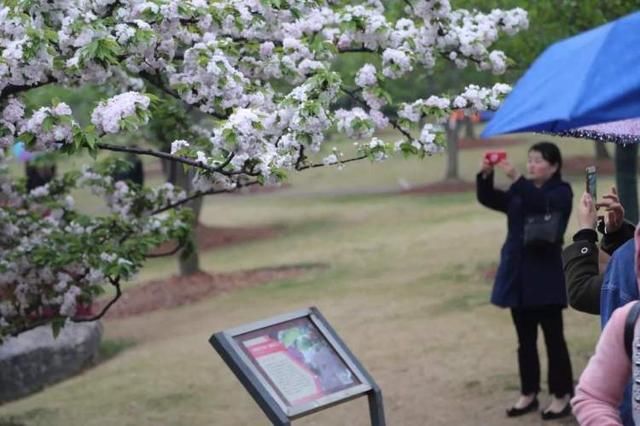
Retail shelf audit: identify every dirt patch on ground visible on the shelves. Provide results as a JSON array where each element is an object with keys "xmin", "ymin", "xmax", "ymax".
[
  {"xmin": 96, "ymin": 265, "xmax": 321, "ymax": 319},
  {"xmin": 151, "ymin": 223, "xmax": 280, "ymax": 256},
  {"xmin": 96, "ymin": 224, "xmax": 309, "ymax": 319}
]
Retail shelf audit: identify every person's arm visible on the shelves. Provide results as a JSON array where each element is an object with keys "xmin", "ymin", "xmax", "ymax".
[
  {"xmin": 601, "ymin": 221, "xmax": 636, "ymax": 255},
  {"xmin": 563, "ymin": 192, "xmax": 601, "ymax": 314},
  {"xmin": 598, "ymin": 186, "xmax": 635, "ymax": 255},
  {"xmin": 572, "ymin": 303, "xmax": 633, "ymax": 425},
  {"xmin": 562, "ymin": 234, "xmax": 601, "ymax": 315},
  {"xmin": 476, "ymin": 171, "xmax": 509, "ymax": 213}
]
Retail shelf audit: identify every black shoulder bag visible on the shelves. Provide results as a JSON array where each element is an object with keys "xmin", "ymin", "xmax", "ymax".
[{"xmin": 523, "ymin": 201, "xmax": 563, "ymax": 248}]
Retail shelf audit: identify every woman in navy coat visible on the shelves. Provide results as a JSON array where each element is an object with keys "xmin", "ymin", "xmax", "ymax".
[{"xmin": 477, "ymin": 142, "xmax": 574, "ymax": 420}]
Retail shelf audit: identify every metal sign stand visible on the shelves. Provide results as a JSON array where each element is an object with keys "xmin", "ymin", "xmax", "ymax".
[{"xmin": 210, "ymin": 307, "xmax": 386, "ymax": 426}]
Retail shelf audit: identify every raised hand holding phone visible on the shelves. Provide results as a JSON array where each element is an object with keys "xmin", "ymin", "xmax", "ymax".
[
  {"xmin": 480, "ymin": 156, "xmax": 494, "ymax": 177},
  {"xmin": 596, "ymin": 186, "xmax": 624, "ymax": 233},
  {"xmin": 495, "ymin": 158, "xmax": 520, "ymax": 181},
  {"xmin": 577, "ymin": 192, "xmax": 597, "ymax": 230},
  {"xmin": 485, "ymin": 151, "xmax": 507, "ymax": 165},
  {"xmin": 585, "ymin": 166, "xmax": 597, "ymax": 201}
]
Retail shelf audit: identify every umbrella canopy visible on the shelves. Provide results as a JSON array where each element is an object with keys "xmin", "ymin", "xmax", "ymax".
[
  {"xmin": 482, "ymin": 11, "xmax": 640, "ymax": 138},
  {"xmin": 556, "ymin": 117, "xmax": 640, "ymax": 144}
]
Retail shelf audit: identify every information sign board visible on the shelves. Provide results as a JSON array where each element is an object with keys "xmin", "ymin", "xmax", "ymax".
[{"xmin": 210, "ymin": 307, "xmax": 385, "ymax": 425}]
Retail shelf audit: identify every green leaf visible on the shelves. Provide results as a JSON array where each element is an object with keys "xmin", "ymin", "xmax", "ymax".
[
  {"xmin": 51, "ymin": 318, "xmax": 65, "ymax": 339},
  {"xmin": 42, "ymin": 115, "xmax": 55, "ymax": 132},
  {"xmin": 197, "ymin": 52, "xmax": 209, "ymax": 67},
  {"xmin": 271, "ymin": 168, "xmax": 287, "ymax": 181}
]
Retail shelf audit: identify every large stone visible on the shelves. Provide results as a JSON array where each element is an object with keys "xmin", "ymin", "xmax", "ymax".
[{"xmin": 0, "ymin": 321, "xmax": 102, "ymax": 403}]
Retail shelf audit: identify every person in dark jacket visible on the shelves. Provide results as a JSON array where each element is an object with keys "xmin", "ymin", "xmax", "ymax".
[
  {"xmin": 563, "ymin": 188, "xmax": 633, "ymax": 315},
  {"xmin": 477, "ymin": 142, "xmax": 574, "ymax": 420}
]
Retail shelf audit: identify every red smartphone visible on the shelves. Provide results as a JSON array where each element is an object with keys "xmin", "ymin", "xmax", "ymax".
[{"xmin": 485, "ymin": 151, "xmax": 507, "ymax": 165}]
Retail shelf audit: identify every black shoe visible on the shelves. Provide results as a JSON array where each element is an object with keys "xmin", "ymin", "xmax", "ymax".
[
  {"xmin": 541, "ymin": 402, "xmax": 571, "ymax": 420},
  {"xmin": 506, "ymin": 397, "xmax": 539, "ymax": 417}
]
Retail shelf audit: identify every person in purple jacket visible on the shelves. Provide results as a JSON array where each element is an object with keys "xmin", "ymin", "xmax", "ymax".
[{"xmin": 477, "ymin": 142, "xmax": 573, "ymax": 420}]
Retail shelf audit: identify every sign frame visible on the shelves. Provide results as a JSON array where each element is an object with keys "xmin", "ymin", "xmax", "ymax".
[{"xmin": 210, "ymin": 307, "xmax": 385, "ymax": 426}]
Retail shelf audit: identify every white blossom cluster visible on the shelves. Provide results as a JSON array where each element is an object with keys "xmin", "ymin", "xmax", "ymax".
[
  {"xmin": 433, "ymin": 7, "xmax": 528, "ymax": 72},
  {"xmin": 335, "ymin": 108, "xmax": 375, "ymax": 139},
  {"xmin": 0, "ymin": 97, "xmax": 24, "ymax": 148},
  {"xmin": 399, "ymin": 96, "xmax": 453, "ymax": 124},
  {"xmin": 452, "ymin": 83, "xmax": 512, "ymax": 111},
  {"xmin": 355, "ymin": 64, "xmax": 378, "ymax": 88},
  {"xmin": 0, "ymin": 0, "xmax": 528, "ymax": 338},
  {"xmin": 0, "ymin": 0, "xmax": 527, "ymax": 172},
  {"xmin": 91, "ymin": 92, "xmax": 151, "ymax": 134},
  {"xmin": 0, "ymin": 164, "xmax": 190, "ymax": 338}
]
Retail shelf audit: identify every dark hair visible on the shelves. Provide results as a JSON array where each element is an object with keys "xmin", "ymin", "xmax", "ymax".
[{"xmin": 529, "ymin": 141, "xmax": 562, "ymax": 177}]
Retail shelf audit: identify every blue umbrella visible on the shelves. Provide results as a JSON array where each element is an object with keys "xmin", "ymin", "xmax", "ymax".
[
  {"xmin": 482, "ymin": 11, "xmax": 640, "ymax": 139},
  {"xmin": 557, "ymin": 117, "xmax": 640, "ymax": 143}
]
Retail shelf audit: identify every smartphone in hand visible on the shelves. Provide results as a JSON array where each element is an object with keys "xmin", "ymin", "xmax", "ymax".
[
  {"xmin": 586, "ymin": 165, "xmax": 597, "ymax": 200},
  {"xmin": 485, "ymin": 151, "xmax": 507, "ymax": 165}
]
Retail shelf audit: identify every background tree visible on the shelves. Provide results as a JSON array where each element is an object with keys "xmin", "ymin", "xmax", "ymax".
[{"xmin": 146, "ymin": 96, "xmax": 208, "ymax": 276}]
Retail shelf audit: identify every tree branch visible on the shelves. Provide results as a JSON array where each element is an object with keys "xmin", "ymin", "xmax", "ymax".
[
  {"xmin": 337, "ymin": 46, "xmax": 376, "ymax": 54},
  {"xmin": 72, "ymin": 276, "xmax": 121, "ymax": 323},
  {"xmin": 438, "ymin": 50, "xmax": 483, "ymax": 66},
  {"xmin": 340, "ymin": 87, "xmax": 414, "ymax": 140},
  {"xmin": 1, "ymin": 80, "xmax": 54, "ymax": 100},
  {"xmin": 297, "ymin": 155, "xmax": 368, "ymax": 170},
  {"xmin": 5, "ymin": 277, "xmax": 121, "ymax": 337},
  {"xmin": 151, "ymin": 179, "xmax": 261, "ymax": 215},
  {"xmin": 146, "ymin": 241, "xmax": 186, "ymax": 258},
  {"xmin": 295, "ymin": 145, "xmax": 307, "ymax": 170},
  {"xmin": 403, "ymin": 0, "xmax": 416, "ymax": 14},
  {"xmin": 96, "ymin": 142, "xmax": 234, "ymax": 175}
]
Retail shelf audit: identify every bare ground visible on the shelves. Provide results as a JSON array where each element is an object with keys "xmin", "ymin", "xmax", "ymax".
[{"xmin": 94, "ymin": 265, "xmax": 320, "ymax": 319}]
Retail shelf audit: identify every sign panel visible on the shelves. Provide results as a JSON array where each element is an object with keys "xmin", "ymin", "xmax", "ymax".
[
  {"xmin": 235, "ymin": 317, "xmax": 361, "ymax": 408},
  {"xmin": 210, "ymin": 307, "xmax": 385, "ymax": 425}
]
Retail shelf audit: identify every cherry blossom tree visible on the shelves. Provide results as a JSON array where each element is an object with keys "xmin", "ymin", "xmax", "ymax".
[{"xmin": 0, "ymin": 0, "xmax": 528, "ymax": 340}]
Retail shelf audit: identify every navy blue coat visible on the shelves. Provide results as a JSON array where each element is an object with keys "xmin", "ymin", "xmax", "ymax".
[{"xmin": 476, "ymin": 172, "xmax": 573, "ymax": 308}]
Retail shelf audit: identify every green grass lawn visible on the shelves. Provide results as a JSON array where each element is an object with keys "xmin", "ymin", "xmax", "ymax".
[{"xmin": 0, "ymin": 132, "xmax": 610, "ymax": 425}]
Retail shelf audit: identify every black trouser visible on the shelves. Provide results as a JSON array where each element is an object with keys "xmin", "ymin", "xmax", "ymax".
[{"xmin": 510, "ymin": 306, "xmax": 574, "ymax": 398}]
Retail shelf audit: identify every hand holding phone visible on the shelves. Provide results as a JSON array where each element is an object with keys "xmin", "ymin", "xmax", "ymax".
[
  {"xmin": 585, "ymin": 166, "xmax": 597, "ymax": 201},
  {"xmin": 597, "ymin": 186, "xmax": 624, "ymax": 233},
  {"xmin": 484, "ymin": 151, "xmax": 507, "ymax": 166}
]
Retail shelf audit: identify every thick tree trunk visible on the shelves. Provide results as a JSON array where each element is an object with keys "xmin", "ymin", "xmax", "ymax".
[
  {"xmin": 444, "ymin": 120, "xmax": 463, "ymax": 180},
  {"xmin": 594, "ymin": 141, "xmax": 610, "ymax": 160},
  {"xmin": 463, "ymin": 116, "xmax": 475, "ymax": 140},
  {"xmin": 162, "ymin": 157, "xmax": 203, "ymax": 276},
  {"xmin": 615, "ymin": 144, "xmax": 639, "ymax": 224},
  {"xmin": 180, "ymin": 196, "xmax": 204, "ymax": 275}
]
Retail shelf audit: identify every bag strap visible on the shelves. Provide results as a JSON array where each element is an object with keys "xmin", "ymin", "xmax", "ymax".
[
  {"xmin": 543, "ymin": 197, "xmax": 552, "ymax": 215},
  {"xmin": 624, "ymin": 301, "xmax": 640, "ymax": 361}
]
